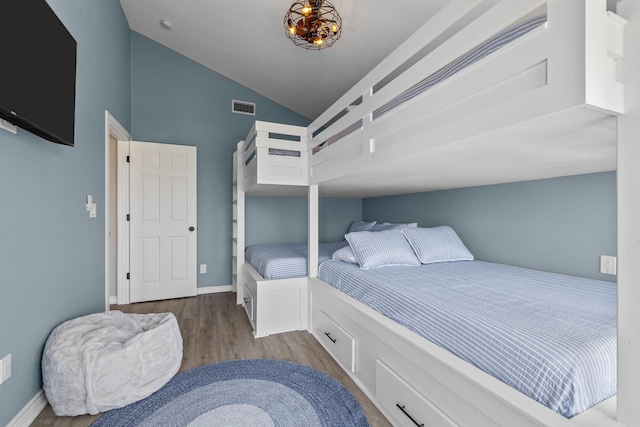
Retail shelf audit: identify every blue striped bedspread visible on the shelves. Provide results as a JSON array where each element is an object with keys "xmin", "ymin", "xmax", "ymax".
[
  {"xmin": 318, "ymin": 260, "xmax": 616, "ymax": 418},
  {"xmin": 245, "ymin": 241, "xmax": 348, "ymax": 279}
]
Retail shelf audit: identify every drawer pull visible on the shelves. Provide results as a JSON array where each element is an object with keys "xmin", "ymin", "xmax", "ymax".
[
  {"xmin": 243, "ymin": 298, "xmax": 250, "ymax": 304},
  {"xmin": 396, "ymin": 403, "xmax": 424, "ymax": 427},
  {"xmin": 324, "ymin": 332, "xmax": 337, "ymax": 343}
]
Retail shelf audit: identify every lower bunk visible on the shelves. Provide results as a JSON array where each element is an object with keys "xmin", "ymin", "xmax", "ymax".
[
  {"xmin": 241, "ymin": 241, "xmax": 346, "ymax": 337},
  {"xmin": 309, "ymin": 260, "xmax": 618, "ymax": 427}
]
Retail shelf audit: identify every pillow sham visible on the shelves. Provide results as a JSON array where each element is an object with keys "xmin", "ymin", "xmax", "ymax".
[
  {"xmin": 402, "ymin": 226, "xmax": 474, "ymax": 264},
  {"xmin": 331, "ymin": 246, "xmax": 359, "ymax": 264},
  {"xmin": 348, "ymin": 220, "xmax": 377, "ymax": 233},
  {"xmin": 345, "ymin": 230, "xmax": 421, "ymax": 269},
  {"xmin": 370, "ymin": 222, "xmax": 418, "ymax": 231}
]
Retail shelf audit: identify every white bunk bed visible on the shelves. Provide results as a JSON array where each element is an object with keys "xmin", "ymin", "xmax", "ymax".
[
  {"xmin": 232, "ymin": 121, "xmax": 317, "ymax": 337},
  {"xmin": 232, "ymin": 0, "xmax": 632, "ymax": 425},
  {"xmin": 240, "ymin": 0, "xmax": 624, "ymax": 198}
]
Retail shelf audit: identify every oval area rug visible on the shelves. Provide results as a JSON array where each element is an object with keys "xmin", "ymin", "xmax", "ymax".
[{"xmin": 90, "ymin": 359, "xmax": 369, "ymax": 427}]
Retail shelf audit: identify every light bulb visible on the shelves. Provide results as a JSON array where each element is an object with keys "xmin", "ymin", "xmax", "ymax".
[
  {"xmin": 301, "ymin": 5, "xmax": 312, "ymax": 14},
  {"xmin": 313, "ymin": 37, "xmax": 324, "ymax": 45},
  {"xmin": 331, "ymin": 23, "xmax": 338, "ymax": 33}
]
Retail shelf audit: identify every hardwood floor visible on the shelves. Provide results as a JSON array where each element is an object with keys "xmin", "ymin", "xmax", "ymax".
[{"xmin": 31, "ymin": 292, "xmax": 391, "ymax": 426}]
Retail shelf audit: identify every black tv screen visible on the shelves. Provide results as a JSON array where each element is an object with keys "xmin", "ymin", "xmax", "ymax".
[{"xmin": 0, "ymin": 0, "xmax": 77, "ymax": 146}]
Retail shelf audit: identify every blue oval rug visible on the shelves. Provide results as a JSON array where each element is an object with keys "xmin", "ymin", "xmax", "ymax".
[{"xmin": 90, "ymin": 359, "xmax": 369, "ymax": 427}]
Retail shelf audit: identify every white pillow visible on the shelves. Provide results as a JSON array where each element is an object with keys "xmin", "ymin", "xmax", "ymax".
[
  {"xmin": 370, "ymin": 222, "xmax": 418, "ymax": 231},
  {"xmin": 348, "ymin": 220, "xmax": 377, "ymax": 232},
  {"xmin": 402, "ymin": 226, "xmax": 474, "ymax": 264},
  {"xmin": 331, "ymin": 246, "xmax": 359, "ymax": 264},
  {"xmin": 345, "ymin": 230, "xmax": 420, "ymax": 269}
]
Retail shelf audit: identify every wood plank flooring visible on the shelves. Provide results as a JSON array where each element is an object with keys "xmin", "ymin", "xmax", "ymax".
[{"xmin": 31, "ymin": 292, "xmax": 391, "ymax": 426}]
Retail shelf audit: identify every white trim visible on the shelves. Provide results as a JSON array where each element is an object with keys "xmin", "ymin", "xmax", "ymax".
[
  {"xmin": 7, "ymin": 389, "xmax": 48, "ymax": 427},
  {"xmin": 616, "ymin": 1, "xmax": 640, "ymax": 422},
  {"xmin": 105, "ymin": 111, "xmax": 131, "ymax": 311},
  {"xmin": 197, "ymin": 285, "xmax": 233, "ymax": 295},
  {"xmin": 116, "ymin": 139, "xmax": 130, "ymax": 305},
  {"xmin": 109, "ymin": 295, "xmax": 117, "ymax": 305}
]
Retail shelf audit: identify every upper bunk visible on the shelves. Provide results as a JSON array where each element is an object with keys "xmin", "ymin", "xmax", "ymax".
[{"xmin": 237, "ymin": 0, "xmax": 625, "ymax": 198}]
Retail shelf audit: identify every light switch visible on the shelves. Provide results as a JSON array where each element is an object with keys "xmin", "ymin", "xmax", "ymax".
[{"xmin": 86, "ymin": 195, "xmax": 97, "ymax": 218}]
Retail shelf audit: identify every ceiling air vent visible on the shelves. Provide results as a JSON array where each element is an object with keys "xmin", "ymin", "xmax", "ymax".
[{"xmin": 232, "ymin": 100, "xmax": 256, "ymax": 116}]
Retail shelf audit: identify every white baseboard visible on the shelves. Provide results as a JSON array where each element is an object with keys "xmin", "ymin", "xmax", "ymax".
[
  {"xmin": 197, "ymin": 285, "xmax": 233, "ymax": 295},
  {"xmin": 109, "ymin": 287, "xmax": 233, "ymax": 308},
  {"xmin": 7, "ymin": 389, "xmax": 48, "ymax": 427}
]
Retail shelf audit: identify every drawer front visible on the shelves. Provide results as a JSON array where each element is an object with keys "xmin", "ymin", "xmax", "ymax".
[
  {"xmin": 376, "ymin": 359, "xmax": 457, "ymax": 427},
  {"xmin": 315, "ymin": 310, "xmax": 355, "ymax": 372},
  {"xmin": 243, "ymin": 282, "xmax": 255, "ymax": 324}
]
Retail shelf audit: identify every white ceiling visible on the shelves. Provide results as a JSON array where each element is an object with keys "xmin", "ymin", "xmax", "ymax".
[{"xmin": 119, "ymin": 0, "xmax": 449, "ymax": 120}]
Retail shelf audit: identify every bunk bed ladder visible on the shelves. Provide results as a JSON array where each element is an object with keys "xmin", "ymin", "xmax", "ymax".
[{"xmin": 232, "ymin": 144, "xmax": 245, "ymax": 304}]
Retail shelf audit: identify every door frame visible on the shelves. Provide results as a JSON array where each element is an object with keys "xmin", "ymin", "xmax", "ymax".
[{"xmin": 104, "ymin": 111, "xmax": 132, "ymax": 310}]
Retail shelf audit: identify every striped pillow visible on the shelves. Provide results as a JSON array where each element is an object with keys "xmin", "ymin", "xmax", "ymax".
[
  {"xmin": 345, "ymin": 230, "xmax": 420, "ymax": 269},
  {"xmin": 402, "ymin": 226, "xmax": 474, "ymax": 264},
  {"xmin": 332, "ymin": 245, "xmax": 359, "ymax": 264}
]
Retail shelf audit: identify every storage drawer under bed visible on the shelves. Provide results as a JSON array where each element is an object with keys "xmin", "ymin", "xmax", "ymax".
[
  {"xmin": 242, "ymin": 282, "xmax": 256, "ymax": 326},
  {"xmin": 314, "ymin": 309, "xmax": 356, "ymax": 373},
  {"xmin": 376, "ymin": 359, "xmax": 458, "ymax": 427}
]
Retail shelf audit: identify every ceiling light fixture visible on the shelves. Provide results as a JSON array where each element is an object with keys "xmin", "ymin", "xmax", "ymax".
[{"xmin": 284, "ymin": 0, "xmax": 342, "ymax": 50}]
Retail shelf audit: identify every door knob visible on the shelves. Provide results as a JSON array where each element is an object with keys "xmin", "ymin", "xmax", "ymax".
[{"xmin": 189, "ymin": 226, "xmax": 195, "ymax": 232}]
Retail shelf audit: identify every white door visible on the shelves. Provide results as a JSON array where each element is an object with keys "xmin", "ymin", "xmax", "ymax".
[{"xmin": 129, "ymin": 141, "xmax": 197, "ymax": 302}]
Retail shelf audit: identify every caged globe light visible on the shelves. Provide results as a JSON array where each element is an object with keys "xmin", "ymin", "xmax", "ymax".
[{"xmin": 284, "ymin": 0, "xmax": 342, "ymax": 50}]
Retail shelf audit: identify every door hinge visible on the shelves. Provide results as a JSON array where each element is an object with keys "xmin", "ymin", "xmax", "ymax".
[
  {"xmin": 126, "ymin": 155, "xmax": 130, "ymax": 163},
  {"xmin": 126, "ymin": 214, "xmax": 130, "ymax": 221},
  {"xmin": 126, "ymin": 272, "xmax": 130, "ymax": 280}
]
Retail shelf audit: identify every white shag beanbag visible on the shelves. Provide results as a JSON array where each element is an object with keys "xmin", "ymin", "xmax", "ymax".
[{"xmin": 42, "ymin": 310, "xmax": 183, "ymax": 416}]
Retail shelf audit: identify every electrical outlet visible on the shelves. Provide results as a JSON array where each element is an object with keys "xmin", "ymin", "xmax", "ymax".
[
  {"xmin": 0, "ymin": 354, "xmax": 11, "ymax": 384},
  {"xmin": 199, "ymin": 264, "xmax": 207, "ymax": 274},
  {"xmin": 600, "ymin": 255, "xmax": 617, "ymax": 276}
]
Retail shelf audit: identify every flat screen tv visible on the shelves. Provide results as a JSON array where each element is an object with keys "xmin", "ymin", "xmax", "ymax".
[{"xmin": 0, "ymin": 1, "xmax": 77, "ymax": 146}]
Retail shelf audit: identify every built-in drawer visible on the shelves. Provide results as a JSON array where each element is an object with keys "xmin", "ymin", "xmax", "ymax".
[
  {"xmin": 376, "ymin": 359, "xmax": 458, "ymax": 427},
  {"xmin": 243, "ymin": 282, "xmax": 255, "ymax": 326},
  {"xmin": 315, "ymin": 309, "xmax": 355, "ymax": 372}
]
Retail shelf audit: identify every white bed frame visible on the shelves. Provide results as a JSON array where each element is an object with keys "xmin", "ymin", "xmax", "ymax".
[
  {"xmin": 239, "ymin": 0, "xmax": 624, "ymax": 198},
  {"xmin": 232, "ymin": 0, "xmax": 640, "ymax": 424},
  {"xmin": 232, "ymin": 122, "xmax": 312, "ymax": 337}
]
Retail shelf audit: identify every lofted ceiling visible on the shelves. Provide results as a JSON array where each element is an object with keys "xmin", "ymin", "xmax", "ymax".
[{"xmin": 119, "ymin": 0, "xmax": 448, "ymax": 120}]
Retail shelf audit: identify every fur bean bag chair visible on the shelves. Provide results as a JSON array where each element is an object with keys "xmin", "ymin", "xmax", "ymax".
[{"xmin": 42, "ymin": 310, "xmax": 183, "ymax": 416}]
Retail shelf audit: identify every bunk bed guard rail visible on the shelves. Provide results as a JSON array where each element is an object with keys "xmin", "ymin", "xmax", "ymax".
[
  {"xmin": 306, "ymin": 0, "xmax": 625, "ymax": 186},
  {"xmin": 240, "ymin": 121, "xmax": 310, "ymax": 188}
]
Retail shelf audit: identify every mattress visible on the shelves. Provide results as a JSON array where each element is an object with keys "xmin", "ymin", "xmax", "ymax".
[
  {"xmin": 245, "ymin": 241, "xmax": 348, "ymax": 279},
  {"xmin": 318, "ymin": 260, "xmax": 616, "ymax": 418}
]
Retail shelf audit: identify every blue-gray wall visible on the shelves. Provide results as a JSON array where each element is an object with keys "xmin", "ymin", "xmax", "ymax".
[
  {"xmin": 0, "ymin": 1, "xmax": 131, "ymax": 424},
  {"xmin": 363, "ymin": 172, "xmax": 617, "ymax": 281},
  {"xmin": 246, "ymin": 197, "xmax": 362, "ymax": 246}
]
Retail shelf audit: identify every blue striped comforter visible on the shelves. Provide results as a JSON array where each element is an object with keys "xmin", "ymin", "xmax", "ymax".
[
  {"xmin": 245, "ymin": 241, "xmax": 347, "ymax": 279},
  {"xmin": 318, "ymin": 260, "xmax": 616, "ymax": 418}
]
